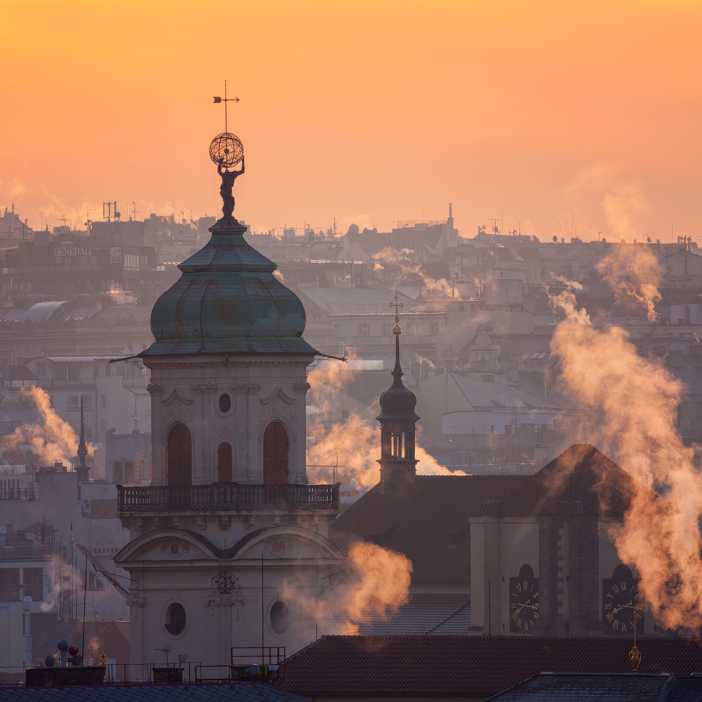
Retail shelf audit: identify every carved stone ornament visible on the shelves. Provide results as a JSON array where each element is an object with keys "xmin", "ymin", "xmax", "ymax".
[
  {"xmin": 210, "ymin": 569, "xmax": 245, "ymax": 607},
  {"xmin": 162, "ymin": 389, "xmax": 194, "ymax": 407},
  {"xmin": 126, "ymin": 592, "xmax": 147, "ymax": 608},
  {"xmin": 259, "ymin": 388, "xmax": 296, "ymax": 406}
]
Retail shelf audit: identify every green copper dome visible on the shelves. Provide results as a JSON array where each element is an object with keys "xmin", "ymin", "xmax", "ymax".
[{"xmin": 141, "ymin": 218, "xmax": 317, "ymax": 357}]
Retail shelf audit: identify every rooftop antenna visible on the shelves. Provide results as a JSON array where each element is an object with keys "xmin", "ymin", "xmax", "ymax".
[{"xmin": 213, "ymin": 80, "xmax": 240, "ymax": 134}]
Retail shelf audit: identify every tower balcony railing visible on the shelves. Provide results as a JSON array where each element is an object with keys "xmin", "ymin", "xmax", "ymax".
[{"xmin": 117, "ymin": 482, "xmax": 339, "ymax": 514}]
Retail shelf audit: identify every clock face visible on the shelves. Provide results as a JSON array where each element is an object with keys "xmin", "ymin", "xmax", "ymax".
[
  {"xmin": 510, "ymin": 568, "xmax": 540, "ymax": 633},
  {"xmin": 603, "ymin": 566, "xmax": 642, "ymax": 634}
]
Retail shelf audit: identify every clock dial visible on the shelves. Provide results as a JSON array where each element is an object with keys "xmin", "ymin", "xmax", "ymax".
[
  {"xmin": 510, "ymin": 565, "xmax": 540, "ymax": 633},
  {"xmin": 603, "ymin": 565, "xmax": 643, "ymax": 635}
]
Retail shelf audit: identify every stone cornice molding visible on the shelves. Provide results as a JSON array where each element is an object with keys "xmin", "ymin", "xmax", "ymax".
[
  {"xmin": 144, "ymin": 357, "xmax": 312, "ymax": 370},
  {"xmin": 231, "ymin": 383, "xmax": 261, "ymax": 396},
  {"xmin": 191, "ymin": 383, "xmax": 218, "ymax": 394}
]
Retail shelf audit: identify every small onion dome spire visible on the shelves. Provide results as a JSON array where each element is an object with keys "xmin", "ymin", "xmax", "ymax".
[{"xmin": 378, "ymin": 295, "xmax": 418, "ymax": 422}]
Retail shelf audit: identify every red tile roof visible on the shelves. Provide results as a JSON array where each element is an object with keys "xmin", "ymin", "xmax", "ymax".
[
  {"xmin": 332, "ymin": 444, "xmax": 631, "ymax": 587},
  {"xmin": 278, "ymin": 635, "xmax": 702, "ymax": 698}
]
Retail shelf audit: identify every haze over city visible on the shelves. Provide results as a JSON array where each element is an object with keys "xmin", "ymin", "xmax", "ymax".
[
  {"xmin": 4, "ymin": 2, "xmax": 702, "ymax": 700},
  {"xmin": 3, "ymin": 0, "xmax": 702, "ymax": 238}
]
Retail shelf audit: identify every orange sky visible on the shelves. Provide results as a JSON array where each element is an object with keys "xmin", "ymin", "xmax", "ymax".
[{"xmin": 2, "ymin": 0, "xmax": 701, "ymax": 239}]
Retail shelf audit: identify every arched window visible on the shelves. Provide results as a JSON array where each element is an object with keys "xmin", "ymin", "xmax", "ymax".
[
  {"xmin": 263, "ymin": 421, "xmax": 289, "ymax": 485},
  {"xmin": 217, "ymin": 442, "xmax": 233, "ymax": 482},
  {"xmin": 167, "ymin": 423, "xmax": 192, "ymax": 487}
]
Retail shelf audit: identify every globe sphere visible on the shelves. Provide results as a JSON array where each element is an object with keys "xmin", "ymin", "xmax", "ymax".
[{"xmin": 209, "ymin": 132, "xmax": 244, "ymax": 168}]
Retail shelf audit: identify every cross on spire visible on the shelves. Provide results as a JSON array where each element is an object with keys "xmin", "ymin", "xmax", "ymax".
[
  {"xmin": 390, "ymin": 291, "xmax": 404, "ymax": 384},
  {"xmin": 390, "ymin": 291, "xmax": 403, "ymax": 335},
  {"xmin": 213, "ymin": 80, "xmax": 240, "ymax": 133}
]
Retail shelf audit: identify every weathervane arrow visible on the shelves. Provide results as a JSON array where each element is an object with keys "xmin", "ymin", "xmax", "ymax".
[{"xmin": 213, "ymin": 80, "xmax": 239, "ymax": 133}]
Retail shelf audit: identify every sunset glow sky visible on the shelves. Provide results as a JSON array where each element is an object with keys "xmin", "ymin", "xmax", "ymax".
[{"xmin": 2, "ymin": 0, "xmax": 701, "ymax": 238}]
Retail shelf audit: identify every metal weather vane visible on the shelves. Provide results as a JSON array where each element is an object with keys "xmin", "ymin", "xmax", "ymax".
[{"xmin": 210, "ymin": 80, "xmax": 245, "ymax": 220}]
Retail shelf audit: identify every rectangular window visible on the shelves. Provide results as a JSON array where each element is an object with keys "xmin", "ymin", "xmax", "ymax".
[
  {"xmin": 0, "ymin": 569, "xmax": 20, "ymax": 601},
  {"xmin": 23, "ymin": 568, "xmax": 43, "ymax": 602},
  {"xmin": 87, "ymin": 571, "xmax": 103, "ymax": 591}
]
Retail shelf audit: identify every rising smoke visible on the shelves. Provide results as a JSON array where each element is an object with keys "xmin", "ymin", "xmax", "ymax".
[
  {"xmin": 596, "ymin": 244, "xmax": 661, "ymax": 321},
  {"xmin": 372, "ymin": 248, "xmax": 460, "ymax": 300},
  {"xmin": 281, "ymin": 541, "xmax": 412, "ymax": 635},
  {"xmin": 550, "ymin": 258, "xmax": 702, "ymax": 631},
  {"xmin": 1, "ymin": 387, "xmax": 89, "ymax": 467}
]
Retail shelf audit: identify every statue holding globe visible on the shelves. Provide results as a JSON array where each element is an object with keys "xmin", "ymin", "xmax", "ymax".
[{"xmin": 209, "ymin": 131, "xmax": 245, "ymax": 220}]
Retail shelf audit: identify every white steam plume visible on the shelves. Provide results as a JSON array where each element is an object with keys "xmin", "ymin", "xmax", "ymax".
[
  {"xmin": 550, "ymin": 268, "xmax": 702, "ymax": 631},
  {"xmin": 281, "ymin": 541, "xmax": 412, "ymax": 635},
  {"xmin": 1, "ymin": 387, "xmax": 93, "ymax": 466}
]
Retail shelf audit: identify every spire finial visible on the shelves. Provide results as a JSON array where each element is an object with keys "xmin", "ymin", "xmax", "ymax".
[
  {"xmin": 391, "ymin": 290, "xmax": 403, "ymax": 334},
  {"xmin": 210, "ymin": 85, "xmax": 245, "ymax": 221},
  {"xmin": 390, "ymin": 291, "xmax": 404, "ymax": 386}
]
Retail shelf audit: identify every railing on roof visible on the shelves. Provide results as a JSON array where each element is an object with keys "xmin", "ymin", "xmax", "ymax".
[
  {"xmin": 231, "ymin": 646, "xmax": 286, "ymax": 668},
  {"xmin": 117, "ymin": 482, "xmax": 339, "ymax": 514},
  {"xmin": 1, "ymin": 656, "xmax": 287, "ymax": 687}
]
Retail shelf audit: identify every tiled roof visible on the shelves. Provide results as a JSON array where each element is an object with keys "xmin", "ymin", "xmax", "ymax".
[
  {"xmin": 0, "ymin": 684, "xmax": 305, "ymax": 702},
  {"xmin": 278, "ymin": 635, "xmax": 702, "ymax": 698},
  {"xmin": 356, "ymin": 594, "xmax": 470, "ymax": 636},
  {"xmin": 670, "ymin": 676, "xmax": 702, "ymax": 702},
  {"xmin": 487, "ymin": 673, "xmax": 702, "ymax": 702},
  {"xmin": 332, "ymin": 444, "xmax": 631, "ymax": 587}
]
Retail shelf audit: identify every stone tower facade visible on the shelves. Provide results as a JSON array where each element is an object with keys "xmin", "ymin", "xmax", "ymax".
[{"xmin": 116, "ymin": 156, "xmax": 340, "ymax": 671}]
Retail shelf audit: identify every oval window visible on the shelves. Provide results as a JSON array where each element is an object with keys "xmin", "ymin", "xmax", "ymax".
[
  {"xmin": 270, "ymin": 601, "xmax": 289, "ymax": 634},
  {"xmin": 165, "ymin": 602, "xmax": 186, "ymax": 636},
  {"xmin": 218, "ymin": 393, "xmax": 231, "ymax": 413}
]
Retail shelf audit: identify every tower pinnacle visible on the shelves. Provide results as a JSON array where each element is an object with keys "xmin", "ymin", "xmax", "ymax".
[
  {"xmin": 377, "ymin": 293, "xmax": 419, "ymax": 491},
  {"xmin": 391, "ymin": 292, "xmax": 404, "ymax": 387},
  {"xmin": 76, "ymin": 396, "xmax": 89, "ymax": 482}
]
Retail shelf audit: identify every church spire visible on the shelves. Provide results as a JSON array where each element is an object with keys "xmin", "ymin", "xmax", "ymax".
[
  {"xmin": 76, "ymin": 396, "xmax": 89, "ymax": 482},
  {"xmin": 377, "ymin": 293, "xmax": 419, "ymax": 491},
  {"xmin": 391, "ymin": 292, "xmax": 404, "ymax": 387}
]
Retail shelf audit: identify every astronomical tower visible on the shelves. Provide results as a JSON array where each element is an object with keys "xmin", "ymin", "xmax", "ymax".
[{"xmin": 115, "ymin": 122, "xmax": 340, "ymax": 668}]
